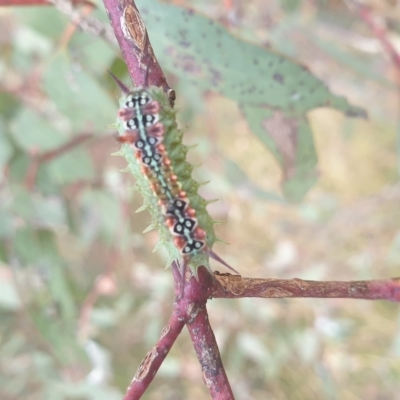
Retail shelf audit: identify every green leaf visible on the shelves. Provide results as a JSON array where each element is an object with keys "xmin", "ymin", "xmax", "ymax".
[
  {"xmin": 10, "ymin": 108, "xmax": 68, "ymax": 152},
  {"xmin": 135, "ymin": 0, "xmax": 366, "ymax": 201},
  {"xmin": 43, "ymin": 54, "xmax": 117, "ymax": 133},
  {"xmin": 0, "ymin": 209, "xmax": 13, "ymax": 239},
  {"xmin": 7, "ymin": 152, "xmax": 30, "ymax": 183},
  {"xmin": 0, "ymin": 122, "xmax": 13, "ymax": 172},
  {"xmin": 0, "ymin": 92, "xmax": 20, "ymax": 121},
  {"xmin": 13, "ymin": 227, "xmax": 60, "ymax": 265},
  {"xmin": 242, "ymin": 105, "xmax": 318, "ymax": 201},
  {"xmin": 46, "ymin": 147, "xmax": 95, "ymax": 184},
  {"xmin": 14, "ymin": 8, "xmax": 68, "ymax": 39},
  {"xmin": 29, "ymin": 308, "xmax": 86, "ymax": 365},
  {"xmin": 10, "ymin": 187, "xmax": 66, "ymax": 229},
  {"xmin": 224, "ymin": 158, "xmax": 285, "ymax": 202},
  {"xmin": 0, "ymin": 269, "xmax": 22, "ymax": 310},
  {"xmin": 79, "ymin": 189, "xmax": 121, "ymax": 244},
  {"xmin": 33, "ymin": 196, "xmax": 67, "ymax": 229},
  {"xmin": 138, "ymin": 0, "xmax": 366, "ymax": 118},
  {"xmin": 48, "ymin": 263, "xmax": 76, "ymax": 323},
  {"xmin": 69, "ymin": 32, "xmax": 117, "ymax": 76},
  {"xmin": 11, "ymin": 187, "xmax": 37, "ymax": 222}
]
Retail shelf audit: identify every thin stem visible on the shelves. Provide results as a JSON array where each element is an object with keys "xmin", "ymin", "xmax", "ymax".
[
  {"xmin": 212, "ymin": 274, "xmax": 400, "ymax": 302},
  {"xmin": 102, "ymin": 0, "xmax": 169, "ymax": 91},
  {"xmin": 186, "ymin": 305, "xmax": 235, "ymax": 400},
  {"xmin": 123, "ymin": 311, "xmax": 185, "ymax": 400},
  {"xmin": 353, "ymin": 3, "xmax": 400, "ymax": 72}
]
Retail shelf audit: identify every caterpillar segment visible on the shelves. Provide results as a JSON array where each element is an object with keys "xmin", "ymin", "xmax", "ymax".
[{"xmin": 114, "ymin": 84, "xmax": 238, "ymax": 283}]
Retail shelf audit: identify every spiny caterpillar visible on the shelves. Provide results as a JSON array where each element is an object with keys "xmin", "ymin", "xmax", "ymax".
[{"xmin": 112, "ymin": 74, "xmax": 237, "ymax": 284}]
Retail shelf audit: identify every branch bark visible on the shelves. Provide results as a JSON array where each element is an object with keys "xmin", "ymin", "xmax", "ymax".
[
  {"xmin": 102, "ymin": 0, "xmax": 170, "ymax": 92},
  {"xmin": 212, "ymin": 274, "xmax": 400, "ymax": 302},
  {"xmin": 123, "ymin": 310, "xmax": 185, "ymax": 400}
]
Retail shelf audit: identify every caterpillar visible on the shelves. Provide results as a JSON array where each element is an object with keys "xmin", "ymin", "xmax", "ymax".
[{"xmin": 111, "ymin": 74, "xmax": 237, "ymax": 286}]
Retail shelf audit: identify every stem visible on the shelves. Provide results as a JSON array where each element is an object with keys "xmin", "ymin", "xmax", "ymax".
[
  {"xmin": 186, "ymin": 305, "xmax": 235, "ymax": 400},
  {"xmin": 123, "ymin": 310, "xmax": 185, "ymax": 400},
  {"xmin": 102, "ymin": 0, "xmax": 170, "ymax": 91},
  {"xmin": 212, "ymin": 274, "xmax": 400, "ymax": 302},
  {"xmin": 355, "ymin": 4, "xmax": 400, "ymax": 72}
]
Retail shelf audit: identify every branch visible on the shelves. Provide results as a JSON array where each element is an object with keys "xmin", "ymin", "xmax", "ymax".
[
  {"xmin": 123, "ymin": 310, "xmax": 185, "ymax": 400},
  {"xmin": 212, "ymin": 274, "xmax": 400, "ymax": 302},
  {"xmin": 48, "ymin": 0, "xmax": 117, "ymax": 45},
  {"xmin": 172, "ymin": 264, "xmax": 235, "ymax": 400},
  {"xmin": 349, "ymin": 0, "xmax": 400, "ymax": 73},
  {"xmin": 102, "ymin": 0, "xmax": 170, "ymax": 93},
  {"xmin": 186, "ymin": 305, "xmax": 235, "ymax": 400}
]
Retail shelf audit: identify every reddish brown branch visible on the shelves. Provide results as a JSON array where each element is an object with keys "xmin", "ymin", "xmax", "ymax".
[
  {"xmin": 186, "ymin": 305, "xmax": 235, "ymax": 400},
  {"xmin": 0, "ymin": 0, "xmax": 90, "ymax": 6},
  {"xmin": 353, "ymin": 2, "xmax": 400, "ymax": 72},
  {"xmin": 212, "ymin": 274, "xmax": 400, "ymax": 302},
  {"xmin": 123, "ymin": 309, "xmax": 185, "ymax": 399},
  {"xmin": 172, "ymin": 264, "xmax": 234, "ymax": 400},
  {"xmin": 0, "ymin": 0, "xmax": 49, "ymax": 4},
  {"xmin": 102, "ymin": 0, "xmax": 169, "ymax": 91}
]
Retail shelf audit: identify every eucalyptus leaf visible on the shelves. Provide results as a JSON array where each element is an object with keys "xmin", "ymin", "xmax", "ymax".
[
  {"xmin": 10, "ymin": 108, "xmax": 68, "ymax": 152},
  {"xmin": 46, "ymin": 147, "xmax": 95, "ymax": 184},
  {"xmin": 13, "ymin": 228, "xmax": 60, "ymax": 265},
  {"xmin": 0, "ymin": 123, "xmax": 13, "ymax": 173},
  {"xmin": 43, "ymin": 54, "xmax": 117, "ymax": 134},
  {"xmin": 224, "ymin": 158, "xmax": 285, "ymax": 202},
  {"xmin": 135, "ymin": 0, "xmax": 366, "ymax": 200},
  {"xmin": 137, "ymin": 0, "xmax": 365, "ymax": 117}
]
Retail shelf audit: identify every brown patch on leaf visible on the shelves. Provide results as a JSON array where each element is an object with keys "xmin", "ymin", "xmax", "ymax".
[{"xmin": 262, "ymin": 111, "xmax": 299, "ymax": 180}]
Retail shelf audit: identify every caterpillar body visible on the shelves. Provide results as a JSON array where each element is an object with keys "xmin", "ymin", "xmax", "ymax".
[{"xmin": 114, "ymin": 80, "xmax": 236, "ymax": 282}]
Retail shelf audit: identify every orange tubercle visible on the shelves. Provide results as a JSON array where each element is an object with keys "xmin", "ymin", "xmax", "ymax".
[
  {"xmin": 194, "ymin": 227, "xmax": 206, "ymax": 240},
  {"xmin": 186, "ymin": 207, "xmax": 196, "ymax": 218},
  {"xmin": 173, "ymin": 236, "xmax": 186, "ymax": 250}
]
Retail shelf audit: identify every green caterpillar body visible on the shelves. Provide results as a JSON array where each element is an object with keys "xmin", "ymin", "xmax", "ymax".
[{"xmin": 115, "ymin": 86, "xmax": 233, "ymax": 278}]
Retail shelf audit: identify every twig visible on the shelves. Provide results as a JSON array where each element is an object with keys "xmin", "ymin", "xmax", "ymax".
[
  {"xmin": 212, "ymin": 274, "xmax": 400, "ymax": 302},
  {"xmin": 48, "ymin": 0, "xmax": 117, "ymax": 45},
  {"xmin": 356, "ymin": 4, "xmax": 400, "ymax": 71},
  {"xmin": 0, "ymin": 0, "xmax": 50, "ymax": 4},
  {"xmin": 0, "ymin": 0, "xmax": 90, "ymax": 4},
  {"xmin": 186, "ymin": 305, "xmax": 235, "ymax": 400},
  {"xmin": 123, "ymin": 308, "xmax": 185, "ymax": 399},
  {"xmin": 102, "ymin": 0, "xmax": 171, "ymax": 93}
]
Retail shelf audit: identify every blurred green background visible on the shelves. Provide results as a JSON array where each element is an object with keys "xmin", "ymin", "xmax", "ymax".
[{"xmin": 0, "ymin": 0, "xmax": 399, "ymax": 399}]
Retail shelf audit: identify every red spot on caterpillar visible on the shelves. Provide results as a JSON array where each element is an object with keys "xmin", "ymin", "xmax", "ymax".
[
  {"xmin": 174, "ymin": 236, "xmax": 186, "ymax": 250},
  {"xmin": 148, "ymin": 123, "xmax": 164, "ymax": 137},
  {"xmin": 142, "ymin": 101, "xmax": 160, "ymax": 114},
  {"xmin": 118, "ymin": 108, "xmax": 134, "ymax": 120},
  {"xmin": 157, "ymin": 144, "xmax": 165, "ymax": 152},
  {"xmin": 194, "ymin": 227, "xmax": 206, "ymax": 240},
  {"xmin": 186, "ymin": 207, "xmax": 196, "ymax": 218},
  {"xmin": 117, "ymin": 133, "xmax": 138, "ymax": 143},
  {"xmin": 165, "ymin": 216, "xmax": 175, "ymax": 229}
]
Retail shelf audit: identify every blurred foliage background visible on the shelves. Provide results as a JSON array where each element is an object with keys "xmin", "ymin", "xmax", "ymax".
[{"xmin": 0, "ymin": 0, "xmax": 400, "ymax": 399}]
